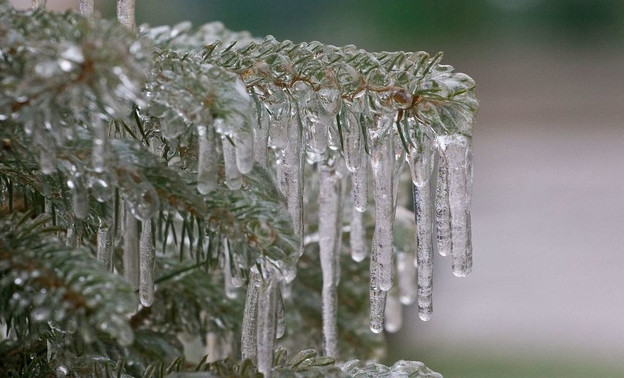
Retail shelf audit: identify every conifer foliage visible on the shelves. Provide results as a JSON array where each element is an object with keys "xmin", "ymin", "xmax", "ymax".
[{"xmin": 0, "ymin": 1, "xmax": 477, "ymax": 376}]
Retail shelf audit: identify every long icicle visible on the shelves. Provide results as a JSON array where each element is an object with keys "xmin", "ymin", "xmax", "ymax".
[
  {"xmin": 123, "ymin": 203, "xmax": 140, "ymax": 290},
  {"xmin": 318, "ymin": 162, "xmax": 342, "ymax": 357},
  {"xmin": 370, "ymin": 130, "xmax": 395, "ymax": 292},
  {"xmin": 139, "ymin": 219, "xmax": 155, "ymax": 307},
  {"xmin": 414, "ymin": 183, "xmax": 434, "ymax": 320},
  {"xmin": 444, "ymin": 135, "xmax": 473, "ymax": 277},
  {"xmin": 241, "ymin": 271, "xmax": 261, "ymax": 363},
  {"xmin": 435, "ymin": 143, "xmax": 452, "ymax": 257}
]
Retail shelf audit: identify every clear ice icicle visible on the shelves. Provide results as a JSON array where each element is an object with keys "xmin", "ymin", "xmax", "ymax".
[
  {"xmin": 253, "ymin": 106, "xmax": 270, "ymax": 166},
  {"xmin": 369, "ymin": 288, "xmax": 387, "ymax": 334},
  {"xmin": 350, "ymin": 205, "xmax": 368, "ymax": 262},
  {"xmin": 97, "ymin": 220, "xmax": 113, "ymax": 272},
  {"xmin": 407, "ymin": 137, "xmax": 435, "ymax": 187},
  {"xmin": 370, "ymin": 131, "xmax": 395, "ymax": 292},
  {"xmin": 352, "ymin": 154, "xmax": 368, "ymax": 212},
  {"xmin": 397, "ymin": 251, "xmax": 416, "ymax": 305},
  {"xmin": 39, "ymin": 149, "xmax": 56, "ymax": 175},
  {"xmin": 384, "ymin": 291, "xmax": 402, "ymax": 333},
  {"xmin": 92, "ymin": 117, "xmax": 109, "ymax": 174},
  {"xmin": 341, "ymin": 110, "xmax": 363, "ymax": 173},
  {"xmin": 139, "ymin": 219, "xmax": 155, "ymax": 307},
  {"xmin": 223, "ymin": 239, "xmax": 237, "ymax": 299},
  {"xmin": 256, "ymin": 277, "xmax": 278, "ymax": 376},
  {"xmin": 123, "ymin": 204, "xmax": 140, "ymax": 290},
  {"xmin": 443, "ymin": 135, "xmax": 473, "ymax": 277},
  {"xmin": 197, "ymin": 125, "xmax": 218, "ymax": 195},
  {"xmin": 241, "ymin": 272, "xmax": 260, "ymax": 363},
  {"xmin": 236, "ymin": 131, "xmax": 254, "ymax": 174},
  {"xmin": 223, "ymin": 136, "xmax": 243, "ymax": 190},
  {"xmin": 435, "ymin": 145, "xmax": 452, "ymax": 257},
  {"xmin": 414, "ymin": 183, "xmax": 433, "ymax": 321},
  {"xmin": 318, "ymin": 164, "xmax": 342, "ymax": 357}
]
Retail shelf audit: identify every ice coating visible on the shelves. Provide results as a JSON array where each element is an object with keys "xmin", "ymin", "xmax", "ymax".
[
  {"xmin": 318, "ymin": 164, "xmax": 342, "ymax": 357},
  {"xmin": 139, "ymin": 219, "xmax": 155, "ymax": 307},
  {"xmin": 414, "ymin": 184, "xmax": 433, "ymax": 321}
]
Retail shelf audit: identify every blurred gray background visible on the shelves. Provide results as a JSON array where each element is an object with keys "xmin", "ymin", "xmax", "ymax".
[{"xmin": 9, "ymin": 1, "xmax": 624, "ymax": 376}]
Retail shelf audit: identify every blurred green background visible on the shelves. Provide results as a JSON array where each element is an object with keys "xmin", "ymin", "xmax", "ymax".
[{"xmin": 10, "ymin": 1, "xmax": 624, "ymax": 376}]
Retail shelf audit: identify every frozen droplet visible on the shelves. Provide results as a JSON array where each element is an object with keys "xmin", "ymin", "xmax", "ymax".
[
  {"xmin": 369, "ymin": 288, "xmax": 387, "ymax": 334},
  {"xmin": 197, "ymin": 125, "xmax": 218, "ymax": 194},
  {"xmin": 384, "ymin": 291, "xmax": 402, "ymax": 333},
  {"xmin": 414, "ymin": 184, "xmax": 433, "ymax": 321},
  {"xmin": 139, "ymin": 220, "xmax": 155, "ymax": 307},
  {"xmin": 223, "ymin": 136, "xmax": 243, "ymax": 190}
]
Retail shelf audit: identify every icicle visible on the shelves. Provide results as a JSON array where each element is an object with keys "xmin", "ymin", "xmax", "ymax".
[
  {"xmin": 31, "ymin": 0, "xmax": 46, "ymax": 10},
  {"xmin": 197, "ymin": 125, "xmax": 218, "ymax": 195},
  {"xmin": 414, "ymin": 183, "xmax": 433, "ymax": 321},
  {"xmin": 223, "ymin": 239, "xmax": 237, "ymax": 299},
  {"xmin": 384, "ymin": 290, "xmax": 402, "ymax": 333},
  {"xmin": 256, "ymin": 277, "xmax": 278, "ymax": 377},
  {"xmin": 66, "ymin": 222, "xmax": 82, "ymax": 248},
  {"xmin": 97, "ymin": 219, "xmax": 113, "ymax": 272},
  {"xmin": 370, "ymin": 128, "xmax": 395, "ymax": 292},
  {"xmin": 442, "ymin": 135, "xmax": 473, "ymax": 277},
  {"xmin": 341, "ymin": 110, "xmax": 363, "ymax": 173},
  {"xmin": 435, "ymin": 144, "xmax": 451, "ymax": 257},
  {"xmin": 139, "ymin": 219, "xmax": 155, "ymax": 307},
  {"xmin": 236, "ymin": 130, "xmax": 254, "ymax": 174},
  {"xmin": 39, "ymin": 149, "xmax": 56, "ymax": 175},
  {"xmin": 276, "ymin": 108, "xmax": 304, "ymax": 256},
  {"xmin": 352, "ymin": 154, "xmax": 368, "ymax": 212},
  {"xmin": 276, "ymin": 287, "xmax": 286, "ymax": 339},
  {"xmin": 241, "ymin": 272, "xmax": 261, "ymax": 363},
  {"xmin": 223, "ymin": 136, "xmax": 243, "ymax": 190},
  {"xmin": 230, "ymin": 251, "xmax": 246, "ymax": 288},
  {"xmin": 68, "ymin": 177, "xmax": 89, "ymax": 220},
  {"xmin": 116, "ymin": 0, "xmax": 135, "ymax": 30},
  {"xmin": 369, "ymin": 288, "xmax": 387, "ymax": 334},
  {"xmin": 123, "ymin": 204, "xmax": 140, "ymax": 290},
  {"xmin": 79, "ymin": 0, "xmax": 94, "ymax": 15},
  {"xmin": 396, "ymin": 251, "xmax": 416, "ymax": 305},
  {"xmin": 318, "ymin": 163, "xmax": 342, "ymax": 357},
  {"xmin": 350, "ymin": 205, "xmax": 368, "ymax": 262}
]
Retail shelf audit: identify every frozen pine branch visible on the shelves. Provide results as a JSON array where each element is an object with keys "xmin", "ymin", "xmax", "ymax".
[{"xmin": 0, "ymin": 3, "xmax": 478, "ymax": 376}]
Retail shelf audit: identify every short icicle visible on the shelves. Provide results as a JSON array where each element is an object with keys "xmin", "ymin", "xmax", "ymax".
[
  {"xmin": 435, "ymin": 142, "xmax": 452, "ymax": 257},
  {"xmin": 318, "ymin": 162, "xmax": 342, "ymax": 357},
  {"xmin": 443, "ymin": 135, "xmax": 473, "ymax": 277},
  {"xmin": 197, "ymin": 125, "xmax": 218, "ymax": 194},
  {"xmin": 97, "ymin": 218, "xmax": 113, "ymax": 272},
  {"xmin": 241, "ymin": 271, "xmax": 261, "ymax": 363},
  {"xmin": 414, "ymin": 183, "xmax": 434, "ymax": 321},
  {"xmin": 139, "ymin": 219, "xmax": 155, "ymax": 307},
  {"xmin": 370, "ymin": 130, "xmax": 395, "ymax": 292},
  {"xmin": 222, "ymin": 136, "xmax": 243, "ymax": 190},
  {"xmin": 123, "ymin": 203, "xmax": 140, "ymax": 290},
  {"xmin": 256, "ymin": 276, "xmax": 278, "ymax": 377}
]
